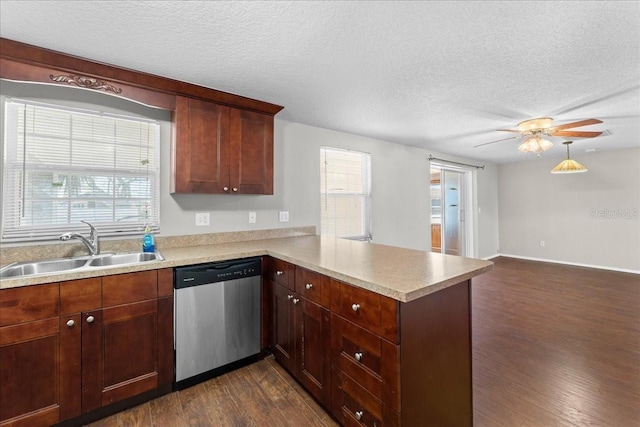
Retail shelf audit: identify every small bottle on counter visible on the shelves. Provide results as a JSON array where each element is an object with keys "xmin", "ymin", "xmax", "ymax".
[{"xmin": 142, "ymin": 225, "xmax": 155, "ymax": 253}]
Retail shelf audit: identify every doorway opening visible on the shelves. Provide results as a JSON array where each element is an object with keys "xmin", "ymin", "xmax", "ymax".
[{"xmin": 429, "ymin": 163, "xmax": 474, "ymax": 257}]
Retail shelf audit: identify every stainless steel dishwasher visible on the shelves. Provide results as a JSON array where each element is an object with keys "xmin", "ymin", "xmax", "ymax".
[{"xmin": 174, "ymin": 257, "xmax": 261, "ymax": 390}]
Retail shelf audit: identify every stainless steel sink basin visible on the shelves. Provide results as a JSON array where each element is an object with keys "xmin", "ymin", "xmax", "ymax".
[
  {"xmin": 0, "ymin": 258, "xmax": 91, "ymax": 278},
  {"xmin": 87, "ymin": 252, "xmax": 164, "ymax": 267},
  {"xmin": 0, "ymin": 251, "xmax": 164, "ymax": 279}
]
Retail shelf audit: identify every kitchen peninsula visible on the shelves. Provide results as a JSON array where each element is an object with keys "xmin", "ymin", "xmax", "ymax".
[{"xmin": 1, "ymin": 231, "xmax": 492, "ymax": 426}]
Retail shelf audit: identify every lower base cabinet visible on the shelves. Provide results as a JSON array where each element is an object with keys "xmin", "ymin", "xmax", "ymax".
[
  {"xmin": 266, "ymin": 256, "xmax": 473, "ymax": 427},
  {"xmin": 0, "ymin": 269, "xmax": 174, "ymax": 427}
]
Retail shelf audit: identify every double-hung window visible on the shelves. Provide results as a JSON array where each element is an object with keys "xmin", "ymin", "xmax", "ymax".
[
  {"xmin": 320, "ymin": 147, "xmax": 372, "ymax": 241},
  {"xmin": 2, "ymin": 98, "xmax": 160, "ymax": 242}
]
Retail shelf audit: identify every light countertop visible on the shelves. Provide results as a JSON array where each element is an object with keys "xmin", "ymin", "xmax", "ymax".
[{"xmin": 0, "ymin": 235, "xmax": 493, "ymax": 302}]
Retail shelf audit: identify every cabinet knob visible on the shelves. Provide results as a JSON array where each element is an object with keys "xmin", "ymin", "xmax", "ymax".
[
  {"xmin": 232, "ymin": 187, "xmax": 238, "ymax": 192},
  {"xmin": 66, "ymin": 319, "xmax": 75, "ymax": 327},
  {"xmin": 287, "ymin": 294, "xmax": 293, "ymax": 300},
  {"xmin": 276, "ymin": 270, "xmax": 284, "ymax": 276},
  {"xmin": 352, "ymin": 303, "xmax": 360, "ymax": 312},
  {"xmin": 292, "ymin": 298, "xmax": 300, "ymax": 305},
  {"xmin": 86, "ymin": 315, "xmax": 95, "ymax": 323},
  {"xmin": 223, "ymin": 187, "xmax": 229, "ymax": 192},
  {"xmin": 305, "ymin": 283, "xmax": 313, "ymax": 290},
  {"xmin": 354, "ymin": 352, "xmax": 363, "ymax": 362},
  {"xmin": 355, "ymin": 410, "xmax": 364, "ymax": 421}
]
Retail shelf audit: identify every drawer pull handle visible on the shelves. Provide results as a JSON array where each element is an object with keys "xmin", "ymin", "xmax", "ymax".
[
  {"xmin": 287, "ymin": 294, "xmax": 293, "ymax": 300},
  {"xmin": 86, "ymin": 315, "xmax": 95, "ymax": 323},
  {"xmin": 352, "ymin": 303, "xmax": 360, "ymax": 312},
  {"xmin": 355, "ymin": 410, "xmax": 364, "ymax": 421},
  {"xmin": 305, "ymin": 283, "xmax": 313, "ymax": 290},
  {"xmin": 223, "ymin": 186, "xmax": 229, "ymax": 192},
  {"xmin": 292, "ymin": 298, "xmax": 300, "ymax": 305},
  {"xmin": 66, "ymin": 319, "xmax": 75, "ymax": 327},
  {"xmin": 232, "ymin": 187, "xmax": 238, "ymax": 192},
  {"xmin": 276, "ymin": 270, "xmax": 284, "ymax": 276},
  {"xmin": 354, "ymin": 352, "xmax": 363, "ymax": 362}
]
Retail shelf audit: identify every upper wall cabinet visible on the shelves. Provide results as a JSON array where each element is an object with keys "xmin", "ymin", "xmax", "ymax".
[
  {"xmin": 0, "ymin": 38, "xmax": 283, "ymax": 195},
  {"xmin": 172, "ymin": 97, "xmax": 274, "ymax": 194}
]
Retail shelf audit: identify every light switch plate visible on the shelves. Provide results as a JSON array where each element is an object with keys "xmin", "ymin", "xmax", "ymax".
[
  {"xmin": 249, "ymin": 212, "xmax": 257, "ymax": 224},
  {"xmin": 279, "ymin": 211, "xmax": 289, "ymax": 222},
  {"xmin": 195, "ymin": 212, "xmax": 210, "ymax": 226}
]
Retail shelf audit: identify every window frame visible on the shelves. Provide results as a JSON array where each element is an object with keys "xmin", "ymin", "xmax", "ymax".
[
  {"xmin": 320, "ymin": 146, "xmax": 372, "ymax": 241},
  {"xmin": 1, "ymin": 97, "xmax": 161, "ymax": 243}
]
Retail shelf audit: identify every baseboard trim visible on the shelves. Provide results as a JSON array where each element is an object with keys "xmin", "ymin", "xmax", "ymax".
[
  {"xmin": 482, "ymin": 254, "xmax": 500, "ymax": 260},
  {"xmin": 496, "ymin": 253, "xmax": 640, "ymax": 275}
]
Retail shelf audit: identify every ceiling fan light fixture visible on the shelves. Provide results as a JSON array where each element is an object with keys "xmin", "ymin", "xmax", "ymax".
[
  {"xmin": 518, "ymin": 135, "xmax": 554, "ymax": 153},
  {"xmin": 551, "ymin": 141, "xmax": 588, "ymax": 174},
  {"xmin": 517, "ymin": 117, "xmax": 553, "ymax": 132}
]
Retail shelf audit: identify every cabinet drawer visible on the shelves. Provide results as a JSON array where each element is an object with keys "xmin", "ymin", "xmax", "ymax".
[
  {"xmin": 0, "ymin": 283, "xmax": 58, "ymax": 326},
  {"xmin": 333, "ymin": 369, "xmax": 383, "ymax": 427},
  {"xmin": 295, "ymin": 267, "xmax": 330, "ymax": 308},
  {"xmin": 60, "ymin": 278, "xmax": 101, "ymax": 315},
  {"xmin": 335, "ymin": 281, "xmax": 399, "ymax": 343},
  {"xmin": 332, "ymin": 315, "xmax": 400, "ymax": 411},
  {"xmin": 102, "ymin": 270, "xmax": 157, "ymax": 307},
  {"xmin": 267, "ymin": 257, "xmax": 295, "ymax": 290}
]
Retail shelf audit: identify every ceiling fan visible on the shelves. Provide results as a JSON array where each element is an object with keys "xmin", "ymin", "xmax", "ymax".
[{"xmin": 474, "ymin": 117, "xmax": 604, "ymax": 153}]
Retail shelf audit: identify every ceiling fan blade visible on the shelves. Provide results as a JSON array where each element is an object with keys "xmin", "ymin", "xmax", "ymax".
[
  {"xmin": 548, "ymin": 118, "xmax": 603, "ymax": 132},
  {"xmin": 474, "ymin": 135, "xmax": 520, "ymax": 148},
  {"xmin": 549, "ymin": 130, "xmax": 603, "ymax": 138},
  {"xmin": 496, "ymin": 129, "xmax": 521, "ymax": 133}
]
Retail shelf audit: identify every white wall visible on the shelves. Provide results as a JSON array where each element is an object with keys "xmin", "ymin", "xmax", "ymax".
[
  {"xmin": 498, "ymin": 148, "xmax": 640, "ymax": 272},
  {"xmin": 0, "ymin": 81, "xmax": 500, "ymax": 258}
]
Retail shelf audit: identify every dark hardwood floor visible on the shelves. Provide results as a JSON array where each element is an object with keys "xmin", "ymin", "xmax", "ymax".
[
  {"xmin": 472, "ymin": 257, "xmax": 639, "ymax": 427},
  {"xmin": 89, "ymin": 256, "xmax": 639, "ymax": 426}
]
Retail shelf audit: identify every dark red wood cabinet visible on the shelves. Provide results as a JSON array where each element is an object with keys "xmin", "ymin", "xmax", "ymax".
[
  {"xmin": 0, "ymin": 270, "xmax": 174, "ymax": 427},
  {"xmin": 172, "ymin": 96, "xmax": 274, "ymax": 195},
  {"xmin": 265, "ymin": 256, "xmax": 474, "ymax": 427}
]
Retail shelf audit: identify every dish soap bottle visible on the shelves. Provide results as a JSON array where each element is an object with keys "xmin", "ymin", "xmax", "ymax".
[{"xmin": 142, "ymin": 225, "xmax": 155, "ymax": 253}]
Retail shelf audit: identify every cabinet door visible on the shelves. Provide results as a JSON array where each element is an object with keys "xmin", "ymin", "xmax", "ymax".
[
  {"xmin": 173, "ymin": 96, "xmax": 231, "ymax": 193},
  {"xmin": 271, "ymin": 282, "xmax": 295, "ymax": 373},
  {"xmin": 0, "ymin": 316, "xmax": 80, "ymax": 426},
  {"xmin": 82, "ymin": 300, "xmax": 159, "ymax": 412},
  {"xmin": 295, "ymin": 297, "xmax": 331, "ymax": 407},
  {"xmin": 229, "ymin": 108, "xmax": 273, "ymax": 194}
]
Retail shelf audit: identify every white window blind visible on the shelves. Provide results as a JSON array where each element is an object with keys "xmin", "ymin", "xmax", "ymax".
[
  {"xmin": 320, "ymin": 147, "xmax": 371, "ymax": 241},
  {"xmin": 2, "ymin": 98, "xmax": 160, "ymax": 242}
]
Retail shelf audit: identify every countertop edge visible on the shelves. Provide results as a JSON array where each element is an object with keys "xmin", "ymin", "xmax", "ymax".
[{"xmin": 0, "ymin": 237, "xmax": 494, "ymax": 303}]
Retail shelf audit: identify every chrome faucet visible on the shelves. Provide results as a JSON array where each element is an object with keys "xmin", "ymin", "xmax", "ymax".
[{"xmin": 59, "ymin": 220, "xmax": 100, "ymax": 255}]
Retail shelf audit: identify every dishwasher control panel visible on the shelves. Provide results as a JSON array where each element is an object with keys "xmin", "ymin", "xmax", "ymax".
[{"xmin": 174, "ymin": 257, "xmax": 262, "ymax": 289}]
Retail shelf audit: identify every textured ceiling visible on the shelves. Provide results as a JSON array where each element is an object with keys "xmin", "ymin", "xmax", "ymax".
[{"xmin": 1, "ymin": 1, "xmax": 638, "ymax": 164}]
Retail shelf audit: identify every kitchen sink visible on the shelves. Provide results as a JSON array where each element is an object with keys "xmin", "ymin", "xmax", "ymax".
[
  {"xmin": 0, "ymin": 251, "xmax": 164, "ymax": 279},
  {"xmin": 0, "ymin": 258, "xmax": 91, "ymax": 278},
  {"xmin": 86, "ymin": 252, "xmax": 164, "ymax": 267}
]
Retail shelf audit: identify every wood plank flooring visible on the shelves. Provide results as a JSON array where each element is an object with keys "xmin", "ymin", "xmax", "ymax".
[
  {"xmin": 89, "ymin": 256, "xmax": 639, "ymax": 426},
  {"xmin": 472, "ymin": 257, "xmax": 639, "ymax": 427}
]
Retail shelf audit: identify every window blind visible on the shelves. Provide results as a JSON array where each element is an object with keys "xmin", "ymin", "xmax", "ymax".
[
  {"xmin": 320, "ymin": 147, "xmax": 372, "ymax": 241},
  {"xmin": 2, "ymin": 98, "xmax": 160, "ymax": 242}
]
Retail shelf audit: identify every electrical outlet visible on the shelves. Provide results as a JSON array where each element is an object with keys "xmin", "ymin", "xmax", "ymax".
[
  {"xmin": 195, "ymin": 212, "xmax": 210, "ymax": 226},
  {"xmin": 249, "ymin": 212, "xmax": 257, "ymax": 224},
  {"xmin": 539, "ymin": 240, "xmax": 545, "ymax": 247},
  {"xmin": 279, "ymin": 211, "xmax": 289, "ymax": 222}
]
